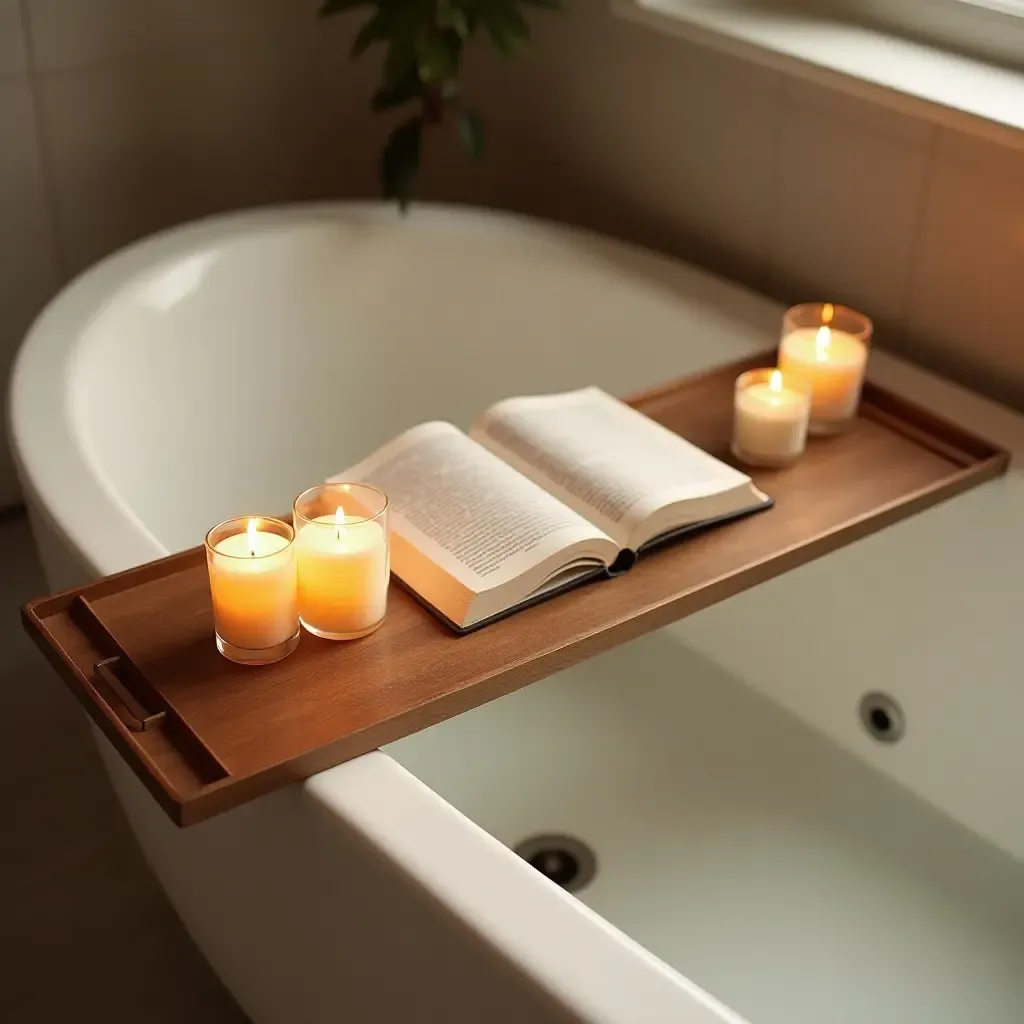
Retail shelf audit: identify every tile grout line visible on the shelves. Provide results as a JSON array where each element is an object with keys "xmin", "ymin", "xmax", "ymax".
[
  {"xmin": 762, "ymin": 70, "xmax": 790, "ymax": 303},
  {"xmin": 895, "ymin": 121, "xmax": 942, "ymax": 338},
  {"xmin": 18, "ymin": 0, "xmax": 71, "ymax": 283}
]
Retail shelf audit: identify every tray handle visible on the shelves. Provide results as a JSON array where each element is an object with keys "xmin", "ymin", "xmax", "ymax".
[{"xmin": 93, "ymin": 656, "xmax": 167, "ymax": 733}]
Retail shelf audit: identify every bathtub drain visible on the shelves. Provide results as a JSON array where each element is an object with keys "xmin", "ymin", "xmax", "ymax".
[
  {"xmin": 513, "ymin": 834, "xmax": 597, "ymax": 893},
  {"xmin": 858, "ymin": 691, "xmax": 905, "ymax": 743}
]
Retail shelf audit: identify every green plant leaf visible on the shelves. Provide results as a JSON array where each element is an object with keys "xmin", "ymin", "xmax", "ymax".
[
  {"xmin": 417, "ymin": 29, "xmax": 462, "ymax": 83},
  {"xmin": 380, "ymin": 117, "xmax": 424, "ymax": 210},
  {"xmin": 363, "ymin": 3, "xmax": 426, "ymax": 87},
  {"xmin": 457, "ymin": 108, "xmax": 485, "ymax": 159},
  {"xmin": 452, "ymin": 2, "xmax": 481, "ymax": 36},
  {"xmin": 319, "ymin": 0, "xmax": 372, "ymax": 17},
  {"xmin": 443, "ymin": 7, "xmax": 471, "ymax": 38},
  {"xmin": 371, "ymin": 73, "xmax": 422, "ymax": 111},
  {"xmin": 351, "ymin": 9, "xmax": 393, "ymax": 56},
  {"xmin": 383, "ymin": 36, "xmax": 419, "ymax": 89},
  {"xmin": 479, "ymin": 3, "xmax": 530, "ymax": 56},
  {"xmin": 344, "ymin": 0, "xmax": 561, "ymax": 210}
]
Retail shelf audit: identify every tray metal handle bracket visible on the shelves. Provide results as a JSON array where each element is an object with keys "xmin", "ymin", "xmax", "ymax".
[{"xmin": 93, "ymin": 656, "xmax": 167, "ymax": 733}]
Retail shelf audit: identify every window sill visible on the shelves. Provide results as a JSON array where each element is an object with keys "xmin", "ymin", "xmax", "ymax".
[{"xmin": 614, "ymin": 0, "xmax": 1024, "ymax": 148}]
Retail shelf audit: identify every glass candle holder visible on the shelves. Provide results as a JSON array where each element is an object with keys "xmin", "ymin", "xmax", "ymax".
[
  {"xmin": 205, "ymin": 517, "xmax": 300, "ymax": 666},
  {"xmin": 293, "ymin": 483, "xmax": 390, "ymax": 641},
  {"xmin": 777, "ymin": 302, "xmax": 872, "ymax": 435},
  {"xmin": 732, "ymin": 368, "xmax": 812, "ymax": 469}
]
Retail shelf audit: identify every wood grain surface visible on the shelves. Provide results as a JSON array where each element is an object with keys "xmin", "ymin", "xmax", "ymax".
[{"xmin": 23, "ymin": 353, "xmax": 1009, "ymax": 826}]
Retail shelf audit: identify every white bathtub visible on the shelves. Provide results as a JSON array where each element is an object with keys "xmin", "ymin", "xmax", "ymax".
[{"xmin": 11, "ymin": 204, "xmax": 1024, "ymax": 1024}]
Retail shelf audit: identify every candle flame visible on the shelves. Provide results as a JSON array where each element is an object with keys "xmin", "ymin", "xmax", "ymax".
[
  {"xmin": 822, "ymin": 302, "xmax": 834, "ymax": 326},
  {"xmin": 335, "ymin": 505, "xmax": 345, "ymax": 541},
  {"xmin": 246, "ymin": 518, "xmax": 259, "ymax": 557},
  {"xmin": 769, "ymin": 369, "xmax": 784, "ymax": 393},
  {"xmin": 815, "ymin": 325, "xmax": 831, "ymax": 361}
]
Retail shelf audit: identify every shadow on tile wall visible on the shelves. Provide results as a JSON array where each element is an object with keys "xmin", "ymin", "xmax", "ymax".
[{"xmin": 2, "ymin": 0, "xmax": 1024, "ymax": 508}]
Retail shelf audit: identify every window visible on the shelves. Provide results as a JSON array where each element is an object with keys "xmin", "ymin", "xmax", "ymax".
[
  {"xmin": 620, "ymin": 0, "xmax": 1024, "ymax": 135},
  {"xmin": 857, "ymin": 0, "xmax": 1024, "ymax": 68},
  {"xmin": 956, "ymin": 0, "xmax": 1024, "ymax": 16}
]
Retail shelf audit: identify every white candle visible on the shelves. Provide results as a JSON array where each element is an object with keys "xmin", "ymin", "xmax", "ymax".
[
  {"xmin": 732, "ymin": 369, "xmax": 811, "ymax": 467},
  {"xmin": 779, "ymin": 324, "xmax": 868, "ymax": 428},
  {"xmin": 296, "ymin": 507, "xmax": 389, "ymax": 640},
  {"xmin": 207, "ymin": 518, "xmax": 299, "ymax": 661}
]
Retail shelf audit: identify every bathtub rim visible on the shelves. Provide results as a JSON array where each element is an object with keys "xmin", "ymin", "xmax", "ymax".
[
  {"xmin": 14, "ymin": 200, "xmax": 1023, "ymax": 584},
  {"xmin": 8, "ymin": 199, "xmax": 778, "ymax": 582}
]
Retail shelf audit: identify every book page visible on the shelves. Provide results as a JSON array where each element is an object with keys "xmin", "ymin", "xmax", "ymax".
[
  {"xmin": 471, "ymin": 387, "xmax": 753, "ymax": 549},
  {"xmin": 338, "ymin": 422, "xmax": 616, "ymax": 599}
]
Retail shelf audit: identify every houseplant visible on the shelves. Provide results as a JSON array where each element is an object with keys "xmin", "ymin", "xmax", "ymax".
[{"xmin": 320, "ymin": 0, "xmax": 561, "ymax": 207}]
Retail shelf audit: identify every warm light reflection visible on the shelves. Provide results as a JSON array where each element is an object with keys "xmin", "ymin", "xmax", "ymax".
[{"xmin": 144, "ymin": 251, "xmax": 220, "ymax": 312}]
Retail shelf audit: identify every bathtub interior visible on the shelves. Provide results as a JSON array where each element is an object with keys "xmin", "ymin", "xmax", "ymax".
[
  {"xmin": 387, "ymin": 627, "xmax": 1024, "ymax": 1024},
  {"xmin": 69, "ymin": 213, "xmax": 769, "ymax": 554}
]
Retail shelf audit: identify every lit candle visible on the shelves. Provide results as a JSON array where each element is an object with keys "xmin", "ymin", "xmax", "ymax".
[
  {"xmin": 732, "ymin": 368, "xmax": 811, "ymax": 468},
  {"xmin": 205, "ymin": 517, "xmax": 299, "ymax": 665},
  {"xmin": 294, "ymin": 484, "xmax": 390, "ymax": 641},
  {"xmin": 778, "ymin": 302, "xmax": 872, "ymax": 434}
]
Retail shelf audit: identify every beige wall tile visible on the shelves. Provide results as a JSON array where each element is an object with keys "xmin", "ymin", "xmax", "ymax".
[
  {"xmin": 38, "ymin": 24, "xmax": 379, "ymax": 273},
  {"xmin": 780, "ymin": 75, "xmax": 933, "ymax": 146},
  {"xmin": 504, "ymin": 10, "xmax": 783, "ymax": 290},
  {"xmin": 0, "ymin": 79, "xmax": 60, "ymax": 507},
  {"xmin": 26, "ymin": 0, "xmax": 307, "ymax": 71},
  {"xmin": 0, "ymin": 0, "xmax": 27, "ymax": 76},
  {"xmin": 906, "ymin": 128, "xmax": 1024, "ymax": 406},
  {"xmin": 771, "ymin": 79, "xmax": 934, "ymax": 329}
]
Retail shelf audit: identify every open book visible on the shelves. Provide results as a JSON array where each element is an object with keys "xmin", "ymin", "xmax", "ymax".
[{"xmin": 337, "ymin": 387, "xmax": 771, "ymax": 632}]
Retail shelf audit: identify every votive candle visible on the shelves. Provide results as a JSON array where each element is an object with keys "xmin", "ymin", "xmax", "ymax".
[
  {"xmin": 778, "ymin": 302, "xmax": 872, "ymax": 434},
  {"xmin": 294, "ymin": 483, "xmax": 390, "ymax": 641},
  {"xmin": 732, "ymin": 368, "xmax": 811, "ymax": 468},
  {"xmin": 205, "ymin": 516, "xmax": 300, "ymax": 665}
]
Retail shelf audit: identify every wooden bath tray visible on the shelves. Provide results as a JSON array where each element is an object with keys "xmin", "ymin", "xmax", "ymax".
[{"xmin": 23, "ymin": 353, "xmax": 1009, "ymax": 826}]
